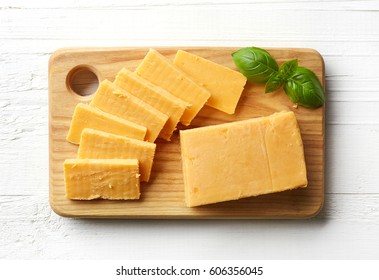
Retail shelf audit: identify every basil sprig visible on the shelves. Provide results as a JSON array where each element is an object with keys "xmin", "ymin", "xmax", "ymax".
[{"xmin": 232, "ymin": 47, "xmax": 326, "ymax": 108}]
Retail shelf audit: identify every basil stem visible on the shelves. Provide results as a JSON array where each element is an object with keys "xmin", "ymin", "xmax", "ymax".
[
  {"xmin": 265, "ymin": 59, "xmax": 299, "ymax": 93},
  {"xmin": 232, "ymin": 47, "xmax": 278, "ymax": 83},
  {"xmin": 265, "ymin": 73, "xmax": 285, "ymax": 94}
]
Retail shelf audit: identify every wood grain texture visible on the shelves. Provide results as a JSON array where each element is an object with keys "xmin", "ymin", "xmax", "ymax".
[{"xmin": 49, "ymin": 47, "xmax": 325, "ymax": 218}]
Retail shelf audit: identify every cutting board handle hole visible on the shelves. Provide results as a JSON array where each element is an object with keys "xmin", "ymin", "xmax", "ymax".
[{"xmin": 66, "ymin": 65, "xmax": 99, "ymax": 99}]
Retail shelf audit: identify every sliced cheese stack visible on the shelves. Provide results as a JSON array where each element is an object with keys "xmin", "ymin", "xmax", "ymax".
[
  {"xmin": 180, "ymin": 111, "xmax": 307, "ymax": 207},
  {"xmin": 78, "ymin": 128, "xmax": 156, "ymax": 182},
  {"xmin": 135, "ymin": 49, "xmax": 211, "ymax": 126},
  {"xmin": 174, "ymin": 50, "xmax": 247, "ymax": 114},
  {"xmin": 64, "ymin": 158, "xmax": 140, "ymax": 200},
  {"xmin": 90, "ymin": 80, "xmax": 168, "ymax": 143},
  {"xmin": 114, "ymin": 68, "xmax": 189, "ymax": 140},
  {"xmin": 64, "ymin": 48, "xmax": 254, "ymax": 202}
]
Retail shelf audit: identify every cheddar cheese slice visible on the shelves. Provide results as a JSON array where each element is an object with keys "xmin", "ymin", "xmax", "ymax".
[
  {"xmin": 66, "ymin": 103, "xmax": 146, "ymax": 144},
  {"xmin": 90, "ymin": 80, "xmax": 169, "ymax": 142},
  {"xmin": 180, "ymin": 111, "xmax": 307, "ymax": 207},
  {"xmin": 135, "ymin": 49, "xmax": 211, "ymax": 126},
  {"xmin": 174, "ymin": 50, "xmax": 247, "ymax": 114},
  {"xmin": 64, "ymin": 158, "xmax": 140, "ymax": 200},
  {"xmin": 78, "ymin": 128, "xmax": 156, "ymax": 182},
  {"xmin": 114, "ymin": 68, "xmax": 189, "ymax": 140}
]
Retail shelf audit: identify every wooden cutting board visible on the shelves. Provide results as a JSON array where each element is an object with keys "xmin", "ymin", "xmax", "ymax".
[{"xmin": 49, "ymin": 47, "xmax": 325, "ymax": 219}]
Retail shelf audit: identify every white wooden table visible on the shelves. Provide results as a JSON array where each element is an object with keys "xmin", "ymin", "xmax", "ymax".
[{"xmin": 1, "ymin": 0, "xmax": 379, "ymax": 259}]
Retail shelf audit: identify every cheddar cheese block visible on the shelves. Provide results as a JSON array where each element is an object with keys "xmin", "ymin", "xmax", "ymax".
[
  {"xmin": 90, "ymin": 80, "xmax": 169, "ymax": 142},
  {"xmin": 180, "ymin": 111, "xmax": 307, "ymax": 207},
  {"xmin": 66, "ymin": 103, "xmax": 146, "ymax": 144},
  {"xmin": 174, "ymin": 50, "xmax": 247, "ymax": 114},
  {"xmin": 64, "ymin": 158, "xmax": 140, "ymax": 200},
  {"xmin": 114, "ymin": 68, "xmax": 189, "ymax": 140},
  {"xmin": 78, "ymin": 128, "xmax": 156, "ymax": 182},
  {"xmin": 135, "ymin": 49, "xmax": 211, "ymax": 126}
]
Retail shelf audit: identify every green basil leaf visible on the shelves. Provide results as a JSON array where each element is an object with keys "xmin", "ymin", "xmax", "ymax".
[
  {"xmin": 232, "ymin": 47, "xmax": 279, "ymax": 83},
  {"xmin": 279, "ymin": 59, "xmax": 298, "ymax": 80},
  {"xmin": 284, "ymin": 67, "xmax": 326, "ymax": 108},
  {"xmin": 265, "ymin": 72, "xmax": 285, "ymax": 94}
]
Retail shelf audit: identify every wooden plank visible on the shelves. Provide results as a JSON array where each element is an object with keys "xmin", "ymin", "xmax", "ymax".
[
  {"xmin": 3, "ymin": 7, "xmax": 379, "ymax": 44},
  {"xmin": 49, "ymin": 47, "xmax": 325, "ymax": 218},
  {"xmin": 3, "ymin": 193, "xmax": 379, "ymax": 259}
]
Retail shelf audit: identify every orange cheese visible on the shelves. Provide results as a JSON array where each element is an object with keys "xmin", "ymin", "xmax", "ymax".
[
  {"xmin": 114, "ymin": 68, "xmax": 188, "ymax": 140},
  {"xmin": 66, "ymin": 103, "xmax": 146, "ymax": 144},
  {"xmin": 135, "ymin": 49, "xmax": 211, "ymax": 126},
  {"xmin": 78, "ymin": 128, "xmax": 156, "ymax": 182},
  {"xmin": 64, "ymin": 158, "xmax": 140, "ymax": 200},
  {"xmin": 90, "ymin": 80, "xmax": 168, "ymax": 142},
  {"xmin": 180, "ymin": 111, "xmax": 307, "ymax": 207},
  {"xmin": 174, "ymin": 50, "xmax": 247, "ymax": 114}
]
